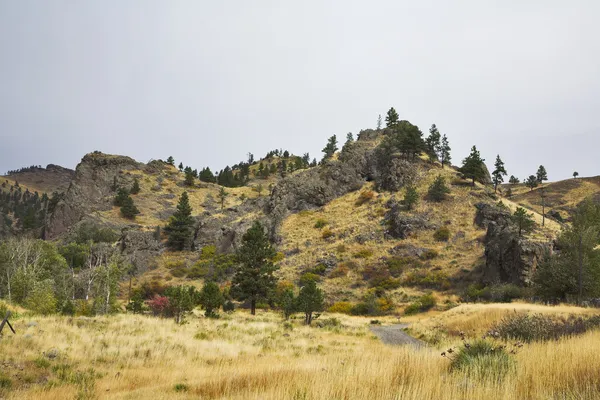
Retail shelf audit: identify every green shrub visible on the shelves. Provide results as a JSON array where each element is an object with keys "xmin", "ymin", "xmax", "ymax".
[
  {"xmin": 404, "ymin": 294, "xmax": 436, "ymax": 315},
  {"xmin": 353, "ymin": 249, "xmax": 374, "ymax": 259},
  {"xmin": 0, "ymin": 373, "xmax": 12, "ymax": 390},
  {"xmin": 174, "ymin": 383, "xmax": 189, "ymax": 392},
  {"xmin": 321, "ymin": 229, "xmax": 335, "ymax": 240},
  {"xmin": 314, "ymin": 219, "xmax": 328, "ymax": 229},
  {"xmin": 310, "ymin": 264, "xmax": 328, "ymax": 275},
  {"xmin": 433, "ymin": 226, "xmax": 451, "ymax": 242},
  {"xmin": 449, "ymin": 339, "xmax": 514, "ymax": 381},
  {"xmin": 328, "ymin": 301, "xmax": 353, "ymax": 314},
  {"xmin": 315, "ymin": 317, "xmax": 342, "ymax": 329},
  {"xmin": 427, "ymin": 176, "xmax": 450, "ymax": 202},
  {"xmin": 25, "ymin": 280, "xmax": 57, "ymax": 315},
  {"xmin": 462, "ymin": 284, "xmax": 527, "ymax": 303},
  {"xmin": 223, "ymin": 300, "xmax": 235, "ymax": 312},
  {"xmin": 490, "ymin": 313, "xmax": 600, "ymax": 343},
  {"xmin": 403, "ymin": 270, "xmax": 450, "ymax": 290},
  {"xmin": 386, "ymin": 257, "xmax": 412, "ymax": 277},
  {"xmin": 299, "ymin": 272, "xmax": 321, "ymax": 285},
  {"xmin": 74, "ymin": 300, "xmax": 95, "ymax": 317},
  {"xmin": 420, "ymin": 249, "xmax": 439, "ymax": 260}
]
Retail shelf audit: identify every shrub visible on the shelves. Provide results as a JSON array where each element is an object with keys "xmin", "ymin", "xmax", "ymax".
[
  {"xmin": 404, "ymin": 294, "xmax": 436, "ymax": 315},
  {"xmin": 314, "ymin": 219, "xmax": 328, "ymax": 229},
  {"xmin": 0, "ymin": 373, "xmax": 12, "ymax": 390},
  {"xmin": 223, "ymin": 300, "xmax": 235, "ymax": 312},
  {"xmin": 403, "ymin": 270, "xmax": 450, "ymax": 290},
  {"xmin": 315, "ymin": 317, "xmax": 342, "ymax": 329},
  {"xmin": 328, "ymin": 301, "xmax": 353, "ymax": 314},
  {"xmin": 299, "ymin": 272, "xmax": 321, "ymax": 285},
  {"xmin": 449, "ymin": 339, "xmax": 514, "ymax": 381},
  {"xmin": 353, "ymin": 249, "xmax": 374, "ymax": 259},
  {"xmin": 403, "ymin": 185, "xmax": 419, "ymax": 210},
  {"xmin": 321, "ymin": 229, "xmax": 335, "ymax": 240},
  {"xmin": 462, "ymin": 284, "xmax": 527, "ymax": 303},
  {"xmin": 336, "ymin": 244, "xmax": 347, "ymax": 253},
  {"xmin": 147, "ymin": 295, "xmax": 170, "ymax": 317},
  {"xmin": 420, "ymin": 249, "xmax": 439, "ymax": 260},
  {"xmin": 74, "ymin": 300, "xmax": 94, "ymax": 317},
  {"xmin": 310, "ymin": 264, "xmax": 328, "ymax": 275},
  {"xmin": 355, "ymin": 190, "xmax": 375, "ymax": 206},
  {"xmin": 174, "ymin": 383, "xmax": 189, "ymax": 392},
  {"xmin": 433, "ymin": 226, "xmax": 451, "ymax": 242},
  {"xmin": 490, "ymin": 313, "xmax": 600, "ymax": 343},
  {"xmin": 351, "ymin": 292, "xmax": 395, "ymax": 316},
  {"xmin": 386, "ymin": 257, "xmax": 411, "ymax": 277}
]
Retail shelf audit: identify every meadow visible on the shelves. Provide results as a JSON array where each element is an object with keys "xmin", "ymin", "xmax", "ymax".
[{"xmin": 1, "ymin": 303, "xmax": 599, "ymax": 399}]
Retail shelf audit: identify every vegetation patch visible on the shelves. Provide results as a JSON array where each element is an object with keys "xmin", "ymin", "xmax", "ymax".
[
  {"xmin": 490, "ymin": 313, "xmax": 600, "ymax": 343},
  {"xmin": 404, "ymin": 294, "xmax": 436, "ymax": 315}
]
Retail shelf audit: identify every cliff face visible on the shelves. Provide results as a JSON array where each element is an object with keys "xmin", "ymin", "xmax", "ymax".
[{"xmin": 47, "ymin": 152, "xmax": 142, "ymax": 238}]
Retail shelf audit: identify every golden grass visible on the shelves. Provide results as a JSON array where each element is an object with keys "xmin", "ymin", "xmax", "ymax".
[{"xmin": 1, "ymin": 308, "xmax": 600, "ymax": 399}]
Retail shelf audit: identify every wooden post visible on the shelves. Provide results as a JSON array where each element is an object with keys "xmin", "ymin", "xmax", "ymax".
[{"xmin": 0, "ymin": 311, "xmax": 16, "ymax": 335}]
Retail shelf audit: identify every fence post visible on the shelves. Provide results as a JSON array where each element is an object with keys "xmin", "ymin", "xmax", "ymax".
[{"xmin": 0, "ymin": 311, "xmax": 16, "ymax": 334}]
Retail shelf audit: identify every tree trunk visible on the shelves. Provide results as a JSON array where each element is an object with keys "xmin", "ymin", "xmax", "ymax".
[
  {"xmin": 305, "ymin": 312, "xmax": 312, "ymax": 325},
  {"xmin": 251, "ymin": 299, "xmax": 256, "ymax": 315}
]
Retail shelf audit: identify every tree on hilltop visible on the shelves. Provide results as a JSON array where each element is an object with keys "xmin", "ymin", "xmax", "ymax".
[
  {"xmin": 460, "ymin": 146, "xmax": 486, "ymax": 186},
  {"xmin": 492, "ymin": 155, "xmax": 507, "ymax": 193}
]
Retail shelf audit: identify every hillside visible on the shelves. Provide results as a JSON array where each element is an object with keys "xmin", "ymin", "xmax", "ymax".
[{"xmin": 2, "ymin": 164, "xmax": 74, "ymax": 194}]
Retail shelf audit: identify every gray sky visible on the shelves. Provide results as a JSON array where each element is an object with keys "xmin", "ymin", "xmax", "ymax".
[{"xmin": 1, "ymin": 1, "xmax": 599, "ymax": 181}]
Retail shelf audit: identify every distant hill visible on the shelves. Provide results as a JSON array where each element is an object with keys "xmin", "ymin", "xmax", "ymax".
[{"xmin": 2, "ymin": 164, "xmax": 74, "ymax": 194}]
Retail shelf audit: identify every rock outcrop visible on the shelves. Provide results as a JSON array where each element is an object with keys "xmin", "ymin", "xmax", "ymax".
[
  {"xmin": 476, "ymin": 202, "xmax": 551, "ymax": 285},
  {"xmin": 384, "ymin": 197, "xmax": 436, "ymax": 239}
]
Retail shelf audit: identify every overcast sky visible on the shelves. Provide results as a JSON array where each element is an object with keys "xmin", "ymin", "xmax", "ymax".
[{"xmin": 1, "ymin": 1, "xmax": 599, "ymax": 181}]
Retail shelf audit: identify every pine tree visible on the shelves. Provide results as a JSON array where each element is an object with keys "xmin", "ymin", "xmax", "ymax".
[
  {"xmin": 217, "ymin": 187, "xmax": 228, "ymax": 210},
  {"xmin": 509, "ymin": 175, "xmax": 520, "ymax": 184},
  {"xmin": 425, "ymin": 124, "xmax": 441, "ymax": 161},
  {"xmin": 164, "ymin": 192, "xmax": 195, "ymax": 251},
  {"xmin": 573, "ymin": 171, "xmax": 579, "ymax": 179},
  {"xmin": 536, "ymin": 165, "xmax": 548, "ymax": 183},
  {"xmin": 295, "ymin": 280, "xmax": 324, "ymax": 325},
  {"xmin": 512, "ymin": 207, "xmax": 535, "ymax": 237},
  {"xmin": 492, "ymin": 155, "xmax": 507, "ymax": 193},
  {"xmin": 376, "ymin": 114, "xmax": 382, "ymax": 130},
  {"xmin": 114, "ymin": 188, "xmax": 130, "ymax": 207},
  {"xmin": 321, "ymin": 135, "xmax": 338, "ymax": 162},
  {"xmin": 178, "ymin": 162, "xmax": 184, "ymax": 171},
  {"xmin": 526, "ymin": 175, "xmax": 538, "ymax": 191},
  {"xmin": 120, "ymin": 195, "xmax": 140, "ymax": 219},
  {"xmin": 199, "ymin": 167, "xmax": 216, "ymax": 183},
  {"xmin": 439, "ymin": 134, "xmax": 451, "ymax": 168},
  {"xmin": 231, "ymin": 221, "xmax": 278, "ymax": 315},
  {"xmin": 184, "ymin": 170, "xmax": 195, "ymax": 186},
  {"xmin": 199, "ymin": 281, "xmax": 224, "ymax": 318},
  {"xmin": 130, "ymin": 177, "xmax": 141, "ymax": 194},
  {"xmin": 460, "ymin": 146, "xmax": 486, "ymax": 186},
  {"xmin": 167, "ymin": 156, "xmax": 175, "ymax": 166},
  {"xmin": 403, "ymin": 186, "xmax": 419, "ymax": 210},
  {"xmin": 427, "ymin": 176, "xmax": 451, "ymax": 202},
  {"xmin": 385, "ymin": 107, "xmax": 399, "ymax": 127}
]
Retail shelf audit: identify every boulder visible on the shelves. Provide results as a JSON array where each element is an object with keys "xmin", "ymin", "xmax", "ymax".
[
  {"xmin": 474, "ymin": 202, "xmax": 511, "ymax": 228},
  {"xmin": 383, "ymin": 197, "xmax": 435, "ymax": 239}
]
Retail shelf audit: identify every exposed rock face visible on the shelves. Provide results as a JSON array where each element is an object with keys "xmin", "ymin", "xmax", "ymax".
[
  {"xmin": 383, "ymin": 197, "xmax": 436, "ymax": 239},
  {"xmin": 476, "ymin": 202, "xmax": 551, "ymax": 285},
  {"xmin": 47, "ymin": 152, "xmax": 143, "ymax": 238},
  {"xmin": 119, "ymin": 229, "xmax": 162, "ymax": 274}
]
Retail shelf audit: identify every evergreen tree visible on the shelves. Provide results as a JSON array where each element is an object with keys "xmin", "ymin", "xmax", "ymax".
[
  {"xmin": 509, "ymin": 175, "xmax": 520, "ymax": 184},
  {"xmin": 376, "ymin": 114, "xmax": 382, "ymax": 130},
  {"xmin": 283, "ymin": 150, "xmax": 290, "ymax": 158},
  {"xmin": 217, "ymin": 187, "xmax": 228, "ymax": 210},
  {"xmin": 184, "ymin": 170, "xmax": 195, "ymax": 186},
  {"xmin": 231, "ymin": 221, "xmax": 278, "ymax": 315},
  {"xmin": 130, "ymin": 177, "xmax": 141, "ymax": 194},
  {"xmin": 460, "ymin": 146, "xmax": 486, "ymax": 186},
  {"xmin": 385, "ymin": 107, "xmax": 399, "ymax": 127},
  {"xmin": 573, "ymin": 171, "xmax": 579, "ymax": 179},
  {"xmin": 321, "ymin": 135, "xmax": 338, "ymax": 162},
  {"xmin": 425, "ymin": 124, "xmax": 441, "ymax": 161},
  {"xmin": 247, "ymin": 152, "xmax": 254, "ymax": 164},
  {"xmin": 536, "ymin": 165, "xmax": 548, "ymax": 183},
  {"xmin": 526, "ymin": 175, "xmax": 538, "ymax": 191},
  {"xmin": 276, "ymin": 284, "xmax": 296, "ymax": 320},
  {"xmin": 491, "ymin": 155, "xmax": 507, "ymax": 193},
  {"xmin": 120, "ymin": 195, "xmax": 140, "ymax": 219},
  {"xmin": 440, "ymin": 134, "xmax": 451, "ymax": 167},
  {"xmin": 199, "ymin": 281, "xmax": 224, "ymax": 318},
  {"xmin": 164, "ymin": 285, "xmax": 200, "ymax": 323},
  {"xmin": 295, "ymin": 280, "xmax": 324, "ymax": 325},
  {"xmin": 302, "ymin": 153, "xmax": 311, "ymax": 166},
  {"xmin": 114, "ymin": 188, "xmax": 130, "ymax": 207},
  {"xmin": 164, "ymin": 192, "xmax": 194, "ymax": 251},
  {"xmin": 512, "ymin": 207, "xmax": 535, "ymax": 237},
  {"xmin": 167, "ymin": 156, "xmax": 175, "ymax": 166},
  {"xmin": 199, "ymin": 167, "xmax": 217, "ymax": 183},
  {"xmin": 178, "ymin": 162, "xmax": 184, "ymax": 171},
  {"xmin": 403, "ymin": 186, "xmax": 419, "ymax": 210},
  {"xmin": 427, "ymin": 176, "xmax": 451, "ymax": 202}
]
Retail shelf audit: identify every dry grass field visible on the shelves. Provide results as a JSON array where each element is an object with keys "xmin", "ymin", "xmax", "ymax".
[{"xmin": 1, "ymin": 304, "xmax": 600, "ymax": 400}]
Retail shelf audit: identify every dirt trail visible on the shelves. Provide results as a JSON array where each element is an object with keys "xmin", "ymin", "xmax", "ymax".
[{"xmin": 370, "ymin": 324, "xmax": 423, "ymax": 348}]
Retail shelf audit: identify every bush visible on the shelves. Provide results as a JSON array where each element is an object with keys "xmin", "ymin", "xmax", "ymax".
[
  {"xmin": 403, "ymin": 270, "xmax": 450, "ymax": 290},
  {"xmin": 449, "ymin": 339, "xmax": 514, "ymax": 381},
  {"xmin": 427, "ymin": 176, "xmax": 451, "ymax": 202},
  {"xmin": 336, "ymin": 244, "xmax": 347, "ymax": 253},
  {"xmin": 147, "ymin": 295, "xmax": 170, "ymax": 317},
  {"xmin": 315, "ymin": 317, "xmax": 341, "ymax": 329},
  {"xmin": 462, "ymin": 284, "xmax": 527, "ymax": 303},
  {"xmin": 351, "ymin": 292, "xmax": 395, "ymax": 316},
  {"xmin": 223, "ymin": 300, "xmax": 235, "ymax": 312},
  {"xmin": 329, "ymin": 264, "xmax": 349, "ymax": 278},
  {"xmin": 353, "ymin": 249, "xmax": 374, "ymax": 259},
  {"xmin": 74, "ymin": 300, "xmax": 95, "ymax": 317},
  {"xmin": 321, "ymin": 229, "xmax": 335, "ymax": 240},
  {"xmin": 328, "ymin": 301, "xmax": 353, "ymax": 314},
  {"xmin": 25, "ymin": 280, "xmax": 57, "ymax": 315},
  {"xmin": 314, "ymin": 219, "xmax": 328, "ymax": 229},
  {"xmin": 490, "ymin": 313, "xmax": 600, "ymax": 342},
  {"xmin": 404, "ymin": 294, "xmax": 436, "ymax": 315},
  {"xmin": 420, "ymin": 249, "xmax": 439, "ymax": 260},
  {"xmin": 355, "ymin": 190, "xmax": 375, "ymax": 206},
  {"xmin": 299, "ymin": 272, "xmax": 321, "ymax": 285},
  {"xmin": 310, "ymin": 264, "xmax": 328, "ymax": 275},
  {"xmin": 433, "ymin": 226, "xmax": 451, "ymax": 242},
  {"xmin": 386, "ymin": 257, "xmax": 411, "ymax": 277}
]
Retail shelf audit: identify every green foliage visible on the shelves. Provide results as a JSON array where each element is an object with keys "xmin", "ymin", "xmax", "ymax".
[
  {"xmin": 165, "ymin": 192, "xmax": 194, "ymax": 251},
  {"xmin": 492, "ymin": 155, "xmax": 507, "ymax": 192},
  {"xmin": 184, "ymin": 170, "xmax": 195, "ymax": 186},
  {"xmin": 120, "ymin": 195, "xmax": 140, "ymax": 219},
  {"xmin": 166, "ymin": 156, "xmax": 175, "ymax": 165},
  {"xmin": 174, "ymin": 383, "xmax": 189, "ymax": 392},
  {"xmin": 188, "ymin": 247, "xmax": 236, "ymax": 282},
  {"xmin": 199, "ymin": 167, "xmax": 217, "ymax": 183},
  {"xmin": 299, "ymin": 272, "xmax": 321, "ymax": 286},
  {"xmin": 427, "ymin": 176, "xmax": 450, "ymax": 202},
  {"xmin": 314, "ymin": 219, "xmax": 328, "ymax": 229},
  {"xmin": 125, "ymin": 289, "xmax": 146, "ymax": 314},
  {"xmin": 199, "ymin": 281, "xmax": 224, "ymax": 318},
  {"xmin": 25, "ymin": 279, "xmax": 57, "ymax": 315},
  {"xmin": 403, "ymin": 270, "xmax": 450, "ymax": 290},
  {"xmin": 404, "ymin": 294, "xmax": 436, "ymax": 315},
  {"xmin": 275, "ymin": 283, "xmax": 296, "ymax": 319},
  {"xmin": 460, "ymin": 146, "xmax": 486, "ymax": 185},
  {"xmin": 440, "ymin": 134, "xmax": 451, "ymax": 167},
  {"xmin": 321, "ymin": 135, "xmax": 338, "ymax": 162},
  {"xmin": 113, "ymin": 188, "xmax": 129, "ymax": 207},
  {"xmin": 321, "ymin": 228, "xmax": 334, "ymax": 240},
  {"xmin": 449, "ymin": 339, "xmax": 514, "ymax": 381},
  {"xmin": 490, "ymin": 313, "xmax": 600, "ymax": 343},
  {"xmin": 433, "ymin": 226, "xmax": 451, "ymax": 242},
  {"xmin": 511, "ymin": 207, "xmax": 535, "ymax": 237},
  {"xmin": 231, "ymin": 221, "xmax": 278, "ymax": 315},
  {"xmin": 385, "ymin": 107, "xmax": 399, "ymax": 127},
  {"xmin": 217, "ymin": 187, "xmax": 228, "ymax": 210},
  {"xmin": 72, "ymin": 222, "xmax": 119, "ymax": 244},
  {"xmin": 462, "ymin": 284, "xmax": 527, "ymax": 303},
  {"xmin": 525, "ymin": 175, "xmax": 538, "ymax": 191},
  {"xmin": 508, "ymin": 175, "xmax": 520, "ymax": 184},
  {"xmin": 425, "ymin": 124, "xmax": 441, "ymax": 161},
  {"xmin": 328, "ymin": 301, "xmax": 353, "ymax": 314},
  {"xmin": 403, "ymin": 186, "xmax": 419, "ymax": 210},
  {"xmin": 295, "ymin": 280, "xmax": 324, "ymax": 325},
  {"xmin": 536, "ymin": 165, "xmax": 548, "ymax": 183},
  {"xmin": 164, "ymin": 285, "xmax": 201, "ymax": 323},
  {"xmin": 350, "ymin": 291, "xmax": 395, "ymax": 316},
  {"xmin": 573, "ymin": 171, "xmax": 579, "ymax": 179},
  {"xmin": 130, "ymin": 177, "xmax": 141, "ymax": 194}
]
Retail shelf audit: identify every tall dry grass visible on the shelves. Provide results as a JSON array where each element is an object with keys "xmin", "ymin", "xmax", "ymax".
[{"xmin": 0, "ymin": 307, "xmax": 599, "ymax": 399}]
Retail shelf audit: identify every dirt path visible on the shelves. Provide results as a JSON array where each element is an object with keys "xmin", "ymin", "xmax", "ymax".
[{"xmin": 370, "ymin": 324, "xmax": 424, "ymax": 348}]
